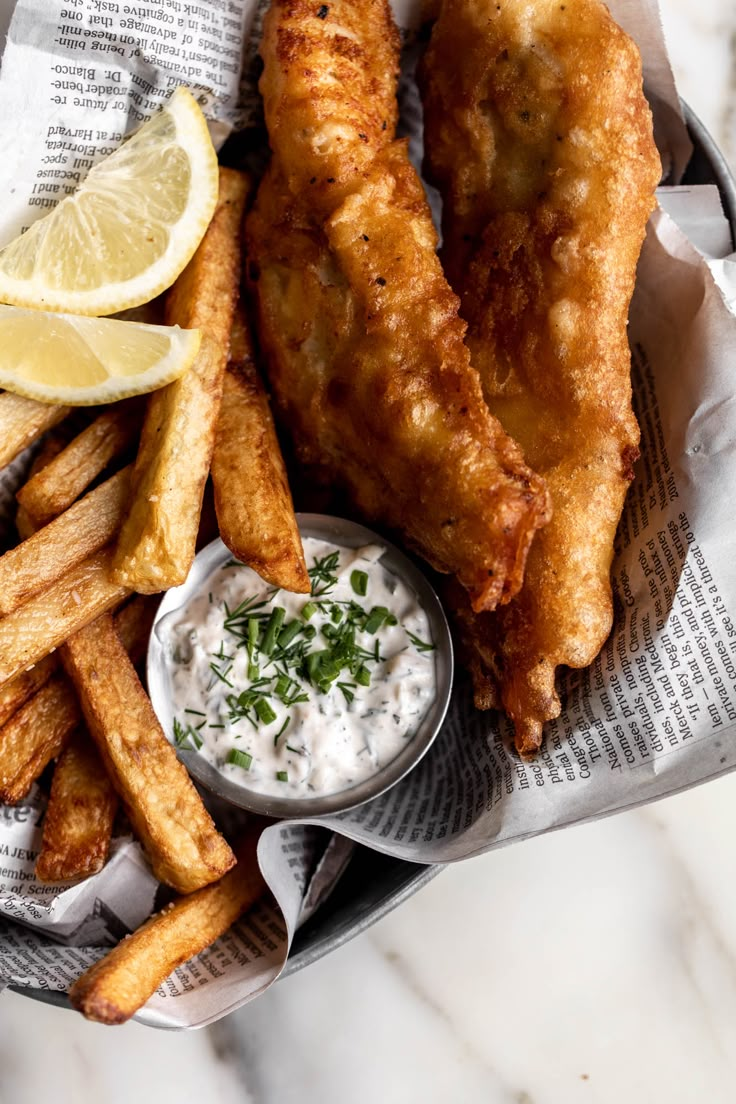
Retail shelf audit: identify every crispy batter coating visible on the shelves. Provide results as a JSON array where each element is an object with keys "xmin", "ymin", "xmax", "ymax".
[
  {"xmin": 247, "ymin": 0, "xmax": 550, "ymax": 612},
  {"xmin": 420, "ymin": 0, "xmax": 661, "ymax": 751},
  {"xmin": 258, "ymin": 0, "xmax": 400, "ymax": 217},
  {"xmin": 211, "ymin": 301, "xmax": 309, "ymax": 593}
]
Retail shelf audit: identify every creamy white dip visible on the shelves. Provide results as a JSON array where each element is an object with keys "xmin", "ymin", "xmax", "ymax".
[{"xmin": 160, "ymin": 538, "xmax": 437, "ymax": 799}]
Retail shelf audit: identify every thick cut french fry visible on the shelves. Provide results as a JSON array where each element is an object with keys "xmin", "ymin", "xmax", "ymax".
[
  {"xmin": 111, "ymin": 168, "xmax": 249, "ymax": 593},
  {"xmin": 212, "ymin": 303, "xmax": 309, "ymax": 593},
  {"xmin": 0, "ymin": 592, "xmax": 152, "ymax": 730},
  {"xmin": 16, "ymin": 404, "xmax": 140, "ymax": 527},
  {"xmin": 0, "ymin": 467, "xmax": 130, "ymax": 617},
  {"xmin": 0, "ymin": 678, "xmax": 81, "ymax": 804},
  {"xmin": 0, "ymin": 653, "xmax": 58, "ymax": 729},
  {"xmin": 0, "ymin": 548, "xmax": 128, "ymax": 688},
  {"xmin": 35, "ymin": 733, "xmax": 118, "ymax": 884},
  {"xmin": 61, "ymin": 613, "xmax": 235, "ymax": 893},
  {"xmin": 0, "ymin": 598, "xmax": 154, "ymax": 804},
  {"xmin": 69, "ymin": 834, "xmax": 265, "ymax": 1024},
  {"xmin": 113, "ymin": 595, "xmax": 158, "ymax": 663},
  {"xmin": 0, "ymin": 392, "xmax": 70, "ymax": 470},
  {"xmin": 15, "ymin": 430, "xmax": 69, "ymax": 540}
]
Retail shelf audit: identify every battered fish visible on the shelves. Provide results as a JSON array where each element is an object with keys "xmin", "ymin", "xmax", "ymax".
[
  {"xmin": 246, "ymin": 0, "xmax": 550, "ymax": 613},
  {"xmin": 420, "ymin": 0, "xmax": 661, "ymax": 751}
]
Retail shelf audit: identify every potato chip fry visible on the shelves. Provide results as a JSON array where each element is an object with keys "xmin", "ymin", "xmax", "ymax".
[
  {"xmin": 61, "ymin": 613, "xmax": 235, "ymax": 892},
  {"xmin": 0, "ymin": 392, "xmax": 70, "ymax": 470},
  {"xmin": 112, "ymin": 168, "xmax": 249, "ymax": 593},
  {"xmin": 16, "ymin": 404, "xmax": 140, "ymax": 527},
  {"xmin": 212, "ymin": 302, "xmax": 309, "ymax": 592},
  {"xmin": 35, "ymin": 733, "xmax": 118, "ymax": 884},
  {"xmin": 0, "ymin": 467, "xmax": 130, "ymax": 617},
  {"xmin": 69, "ymin": 833, "xmax": 266, "ymax": 1024},
  {"xmin": 0, "ymin": 549, "xmax": 128, "ymax": 688}
]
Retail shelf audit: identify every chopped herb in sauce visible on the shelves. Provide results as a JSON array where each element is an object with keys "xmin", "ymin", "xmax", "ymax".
[{"xmin": 165, "ymin": 539, "xmax": 436, "ymax": 799}]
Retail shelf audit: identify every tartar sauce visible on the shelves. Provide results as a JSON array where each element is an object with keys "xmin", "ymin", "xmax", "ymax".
[{"xmin": 160, "ymin": 539, "xmax": 437, "ymax": 798}]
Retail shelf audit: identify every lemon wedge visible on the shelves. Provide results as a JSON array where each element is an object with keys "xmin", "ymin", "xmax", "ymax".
[
  {"xmin": 0, "ymin": 88, "xmax": 218, "ymax": 317},
  {"xmin": 0, "ymin": 305, "xmax": 200, "ymax": 405}
]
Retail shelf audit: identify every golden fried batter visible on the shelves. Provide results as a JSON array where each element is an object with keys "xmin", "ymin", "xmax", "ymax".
[
  {"xmin": 247, "ymin": 0, "xmax": 550, "ymax": 612},
  {"xmin": 420, "ymin": 0, "xmax": 661, "ymax": 751}
]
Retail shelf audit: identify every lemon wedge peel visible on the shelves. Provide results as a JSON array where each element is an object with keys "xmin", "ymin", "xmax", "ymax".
[
  {"xmin": 0, "ymin": 88, "xmax": 219, "ymax": 317},
  {"xmin": 0, "ymin": 305, "xmax": 200, "ymax": 406}
]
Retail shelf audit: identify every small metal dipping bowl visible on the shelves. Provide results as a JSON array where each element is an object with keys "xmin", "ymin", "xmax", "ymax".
[{"xmin": 147, "ymin": 513, "xmax": 454, "ymax": 819}]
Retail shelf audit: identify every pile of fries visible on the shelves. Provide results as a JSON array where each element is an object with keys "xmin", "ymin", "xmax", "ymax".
[{"xmin": 0, "ymin": 167, "xmax": 303, "ymax": 1023}]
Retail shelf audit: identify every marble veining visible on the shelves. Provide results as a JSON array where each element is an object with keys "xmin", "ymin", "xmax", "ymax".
[{"xmin": 1, "ymin": 2, "xmax": 736, "ymax": 1102}]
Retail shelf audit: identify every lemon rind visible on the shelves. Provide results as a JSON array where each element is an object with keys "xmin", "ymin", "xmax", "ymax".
[
  {"xmin": 0, "ymin": 308, "xmax": 201, "ymax": 406},
  {"xmin": 0, "ymin": 89, "xmax": 219, "ymax": 318}
]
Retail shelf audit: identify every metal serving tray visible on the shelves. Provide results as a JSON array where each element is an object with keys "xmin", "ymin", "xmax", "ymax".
[{"xmin": 11, "ymin": 104, "xmax": 736, "ymax": 1014}]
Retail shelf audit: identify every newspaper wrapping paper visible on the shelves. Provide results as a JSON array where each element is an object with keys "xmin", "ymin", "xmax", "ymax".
[{"xmin": 0, "ymin": 0, "xmax": 734, "ymax": 1028}]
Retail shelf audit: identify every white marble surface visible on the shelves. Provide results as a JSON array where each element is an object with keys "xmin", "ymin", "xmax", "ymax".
[{"xmin": 1, "ymin": 3, "xmax": 736, "ymax": 1102}]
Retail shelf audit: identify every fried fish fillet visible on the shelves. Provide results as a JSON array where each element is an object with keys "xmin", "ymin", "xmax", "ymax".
[
  {"xmin": 247, "ymin": 0, "xmax": 550, "ymax": 613},
  {"xmin": 420, "ymin": 0, "xmax": 661, "ymax": 751}
]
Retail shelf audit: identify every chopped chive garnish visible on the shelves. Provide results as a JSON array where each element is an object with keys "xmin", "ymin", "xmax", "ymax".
[
  {"xmin": 276, "ymin": 770, "xmax": 289, "ymax": 782},
  {"xmin": 175, "ymin": 548, "xmax": 431, "ymax": 761},
  {"xmin": 351, "ymin": 569, "xmax": 368, "ymax": 596},
  {"xmin": 273, "ymin": 716, "xmax": 290, "ymax": 746},
  {"xmin": 338, "ymin": 681, "xmax": 356, "ymax": 704},
  {"xmin": 309, "ymin": 550, "xmax": 340, "ymax": 596},
  {"xmin": 173, "ymin": 718, "xmax": 204, "ymax": 750},
  {"xmin": 286, "ymin": 744, "xmax": 302, "ymax": 754},
  {"xmin": 277, "ymin": 620, "xmax": 301, "ymax": 648},
  {"xmin": 274, "ymin": 674, "xmax": 292, "ymax": 698},
  {"xmin": 227, "ymin": 748, "xmax": 253, "ymax": 770},
  {"xmin": 209, "ymin": 662, "xmax": 233, "ymax": 687},
  {"xmin": 261, "ymin": 607, "xmax": 285, "ymax": 655},
  {"xmin": 305, "ymin": 652, "xmax": 321, "ymax": 681},
  {"xmin": 364, "ymin": 607, "xmax": 388, "ymax": 634},
  {"xmin": 254, "ymin": 698, "xmax": 277, "ymax": 725}
]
